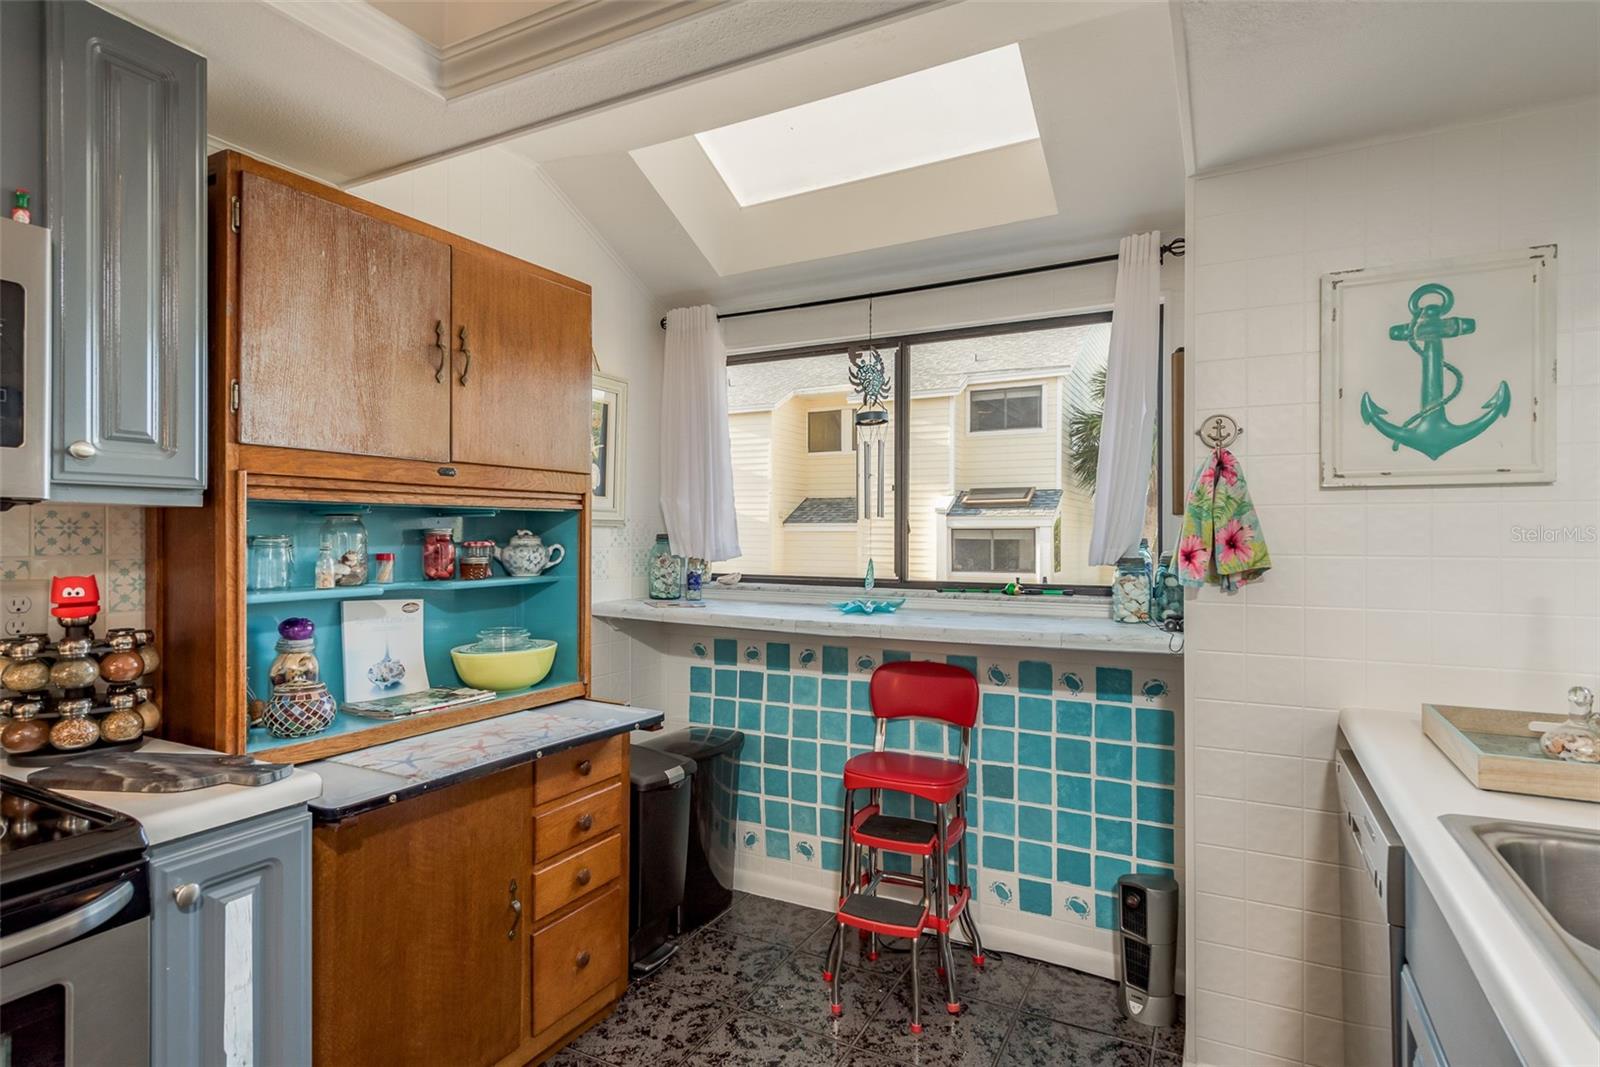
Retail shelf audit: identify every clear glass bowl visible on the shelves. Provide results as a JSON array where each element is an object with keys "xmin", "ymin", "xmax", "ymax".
[{"xmin": 462, "ymin": 627, "xmax": 535, "ymax": 653}]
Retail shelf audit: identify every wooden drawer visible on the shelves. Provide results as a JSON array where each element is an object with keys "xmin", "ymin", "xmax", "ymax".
[
  {"xmin": 535, "ymin": 781, "xmax": 622, "ymax": 860},
  {"xmin": 533, "ymin": 832, "xmax": 621, "ymax": 922},
  {"xmin": 535, "ymin": 736, "xmax": 623, "ymax": 805},
  {"xmin": 532, "ymin": 883, "xmax": 624, "ymax": 1035}
]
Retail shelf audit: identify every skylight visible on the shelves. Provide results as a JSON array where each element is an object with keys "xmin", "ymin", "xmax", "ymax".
[{"xmin": 693, "ymin": 44, "xmax": 1040, "ymax": 207}]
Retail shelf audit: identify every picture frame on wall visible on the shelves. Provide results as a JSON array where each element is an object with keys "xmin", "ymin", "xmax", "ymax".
[
  {"xmin": 1320, "ymin": 246, "xmax": 1557, "ymax": 488},
  {"xmin": 591, "ymin": 372, "xmax": 628, "ymax": 526}
]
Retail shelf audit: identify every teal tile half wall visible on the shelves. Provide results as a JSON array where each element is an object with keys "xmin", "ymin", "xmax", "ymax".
[{"xmin": 685, "ymin": 639, "xmax": 1179, "ymax": 931}]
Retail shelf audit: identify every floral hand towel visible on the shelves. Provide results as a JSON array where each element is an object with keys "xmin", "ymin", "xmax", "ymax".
[{"xmin": 1177, "ymin": 448, "xmax": 1271, "ymax": 592}]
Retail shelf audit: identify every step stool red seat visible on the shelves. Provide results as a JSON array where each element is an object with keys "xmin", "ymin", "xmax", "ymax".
[{"xmin": 842, "ymin": 751, "xmax": 967, "ymax": 803}]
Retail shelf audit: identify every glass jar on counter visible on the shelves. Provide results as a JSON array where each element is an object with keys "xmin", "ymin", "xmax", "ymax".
[
  {"xmin": 269, "ymin": 617, "xmax": 321, "ymax": 687},
  {"xmin": 423, "ymin": 529, "xmax": 456, "ymax": 580},
  {"xmin": 1111, "ymin": 550, "xmax": 1151, "ymax": 624},
  {"xmin": 49, "ymin": 698, "xmax": 100, "ymax": 751},
  {"xmin": 100, "ymin": 632, "xmax": 145, "ymax": 682},
  {"xmin": 134, "ymin": 685, "xmax": 162, "ymax": 733},
  {"xmin": 1, "ymin": 640, "xmax": 51, "ymax": 693},
  {"xmin": 647, "ymin": 535, "xmax": 683, "ymax": 601},
  {"xmin": 684, "ymin": 557, "xmax": 708, "ymax": 603},
  {"xmin": 100, "ymin": 692, "xmax": 144, "ymax": 743},
  {"xmin": 1, "ymin": 697, "xmax": 50, "ymax": 754},
  {"xmin": 49, "ymin": 637, "xmax": 101, "ymax": 691},
  {"xmin": 320, "ymin": 513, "xmax": 369, "ymax": 586},
  {"xmin": 459, "ymin": 540, "xmax": 495, "ymax": 581},
  {"xmin": 135, "ymin": 630, "xmax": 161, "ymax": 673},
  {"xmin": 248, "ymin": 534, "xmax": 295, "ymax": 590},
  {"xmin": 373, "ymin": 552, "xmax": 395, "ymax": 584}
]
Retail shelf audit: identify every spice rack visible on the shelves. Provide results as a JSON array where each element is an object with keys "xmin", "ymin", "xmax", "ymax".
[{"xmin": 1, "ymin": 630, "xmax": 163, "ymax": 765}]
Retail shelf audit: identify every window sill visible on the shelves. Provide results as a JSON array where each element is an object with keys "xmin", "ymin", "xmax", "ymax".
[{"xmin": 591, "ymin": 592, "xmax": 1180, "ymax": 656}]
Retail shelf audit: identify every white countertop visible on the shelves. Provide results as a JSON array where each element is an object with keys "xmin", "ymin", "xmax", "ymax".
[
  {"xmin": 593, "ymin": 595, "xmax": 1180, "ymax": 655},
  {"xmin": 1339, "ymin": 707, "xmax": 1600, "ymax": 1067},
  {"xmin": 1, "ymin": 739, "xmax": 322, "ymax": 847}
]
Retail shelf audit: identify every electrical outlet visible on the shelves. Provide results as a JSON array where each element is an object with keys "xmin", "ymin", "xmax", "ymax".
[{"xmin": 1, "ymin": 580, "xmax": 49, "ymax": 638}]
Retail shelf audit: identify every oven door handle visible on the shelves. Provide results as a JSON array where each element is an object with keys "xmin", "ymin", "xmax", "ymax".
[{"xmin": 0, "ymin": 880, "xmax": 134, "ymax": 968}]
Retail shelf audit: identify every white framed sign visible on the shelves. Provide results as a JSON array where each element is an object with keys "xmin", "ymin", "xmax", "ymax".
[
  {"xmin": 591, "ymin": 372, "xmax": 628, "ymax": 525},
  {"xmin": 1320, "ymin": 246, "xmax": 1557, "ymax": 488}
]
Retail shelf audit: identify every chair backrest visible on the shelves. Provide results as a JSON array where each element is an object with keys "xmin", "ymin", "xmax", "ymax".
[{"xmin": 868, "ymin": 661, "xmax": 979, "ymax": 729}]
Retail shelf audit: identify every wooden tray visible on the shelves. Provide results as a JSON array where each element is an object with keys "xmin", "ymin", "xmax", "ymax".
[{"xmin": 1422, "ymin": 703, "xmax": 1599, "ymax": 803}]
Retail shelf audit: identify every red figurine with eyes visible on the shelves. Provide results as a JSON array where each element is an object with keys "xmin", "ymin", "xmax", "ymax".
[{"xmin": 49, "ymin": 575, "xmax": 101, "ymax": 622}]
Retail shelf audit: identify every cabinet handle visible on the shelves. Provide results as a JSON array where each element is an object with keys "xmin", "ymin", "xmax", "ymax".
[
  {"xmin": 173, "ymin": 883, "xmax": 200, "ymax": 910},
  {"xmin": 577, "ymin": 759, "xmax": 592, "ymax": 776},
  {"xmin": 458, "ymin": 325, "xmax": 471, "ymax": 386},
  {"xmin": 507, "ymin": 878, "xmax": 521, "ymax": 941},
  {"xmin": 434, "ymin": 320, "xmax": 446, "ymax": 383},
  {"xmin": 575, "ymin": 950, "xmax": 591, "ymax": 969},
  {"xmin": 576, "ymin": 813, "xmax": 594, "ymax": 832},
  {"xmin": 575, "ymin": 867, "xmax": 592, "ymax": 887},
  {"xmin": 67, "ymin": 440, "xmax": 97, "ymax": 460}
]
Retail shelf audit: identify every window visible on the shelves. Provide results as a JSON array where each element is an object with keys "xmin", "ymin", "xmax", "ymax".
[
  {"xmin": 951, "ymin": 528, "xmax": 1036, "ymax": 573},
  {"xmin": 969, "ymin": 385, "xmax": 1042, "ymax": 432},
  {"xmin": 807, "ymin": 409, "xmax": 845, "ymax": 453},
  {"xmin": 714, "ymin": 312, "xmax": 1161, "ymax": 591}
]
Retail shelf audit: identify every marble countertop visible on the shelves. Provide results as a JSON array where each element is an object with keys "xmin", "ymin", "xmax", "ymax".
[
  {"xmin": 1, "ymin": 739, "xmax": 322, "ymax": 848},
  {"xmin": 307, "ymin": 699, "xmax": 664, "ymax": 821},
  {"xmin": 593, "ymin": 595, "xmax": 1180, "ymax": 655},
  {"xmin": 1339, "ymin": 707, "xmax": 1600, "ymax": 1067}
]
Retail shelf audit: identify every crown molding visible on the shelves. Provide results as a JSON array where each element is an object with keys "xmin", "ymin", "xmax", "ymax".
[{"xmin": 265, "ymin": 0, "xmax": 442, "ymax": 97}]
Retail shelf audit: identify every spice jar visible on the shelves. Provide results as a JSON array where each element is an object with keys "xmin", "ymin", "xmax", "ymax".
[
  {"xmin": 134, "ymin": 686, "xmax": 162, "ymax": 733},
  {"xmin": 1, "ymin": 697, "xmax": 50, "ymax": 754},
  {"xmin": 99, "ymin": 632, "xmax": 145, "ymax": 682},
  {"xmin": 314, "ymin": 540, "xmax": 338, "ymax": 590},
  {"xmin": 1, "ymin": 640, "xmax": 51, "ymax": 692},
  {"xmin": 373, "ymin": 552, "xmax": 395, "ymax": 584},
  {"xmin": 135, "ymin": 630, "xmax": 161, "ymax": 673},
  {"xmin": 269, "ymin": 617, "xmax": 321, "ymax": 687},
  {"xmin": 49, "ymin": 698, "xmax": 100, "ymax": 750},
  {"xmin": 423, "ymin": 529, "xmax": 456, "ymax": 580},
  {"xmin": 321, "ymin": 513, "xmax": 369, "ymax": 586},
  {"xmin": 100, "ymin": 692, "xmax": 144, "ymax": 743},
  {"xmin": 50, "ymin": 636, "xmax": 102, "ymax": 690},
  {"xmin": 459, "ymin": 540, "xmax": 495, "ymax": 581}
]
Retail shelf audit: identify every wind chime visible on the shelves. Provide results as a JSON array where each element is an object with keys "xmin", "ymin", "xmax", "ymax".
[{"xmin": 849, "ymin": 297, "xmax": 892, "ymax": 590}]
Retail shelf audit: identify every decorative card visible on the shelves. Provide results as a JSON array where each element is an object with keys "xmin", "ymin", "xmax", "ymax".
[{"xmin": 340, "ymin": 599, "xmax": 429, "ymax": 703}]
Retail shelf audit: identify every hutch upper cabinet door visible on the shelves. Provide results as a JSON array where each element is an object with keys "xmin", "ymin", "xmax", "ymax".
[
  {"xmin": 236, "ymin": 173, "xmax": 451, "ymax": 462},
  {"xmin": 47, "ymin": 0, "xmax": 206, "ymax": 502},
  {"xmin": 451, "ymin": 249, "xmax": 591, "ymax": 474}
]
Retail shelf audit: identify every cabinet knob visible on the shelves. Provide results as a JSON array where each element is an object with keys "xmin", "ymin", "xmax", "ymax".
[
  {"xmin": 172, "ymin": 883, "xmax": 201, "ymax": 910},
  {"xmin": 576, "ymin": 813, "xmax": 594, "ymax": 832},
  {"xmin": 577, "ymin": 760, "xmax": 593, "ymax": 776},
  {"xmin": 575, "ymin": 950, "xmax": 591, "ymax": 969},
  {"xmin": 575, "ymin": 867, "xmax": 592, "ymax": 887},
  {"xmin": 507, "ymin": 878, "xmax": 521, "ymax": 941},
  {"xmin": 67, "ymin": 440, "xmax": 97, "ymax": 460}
]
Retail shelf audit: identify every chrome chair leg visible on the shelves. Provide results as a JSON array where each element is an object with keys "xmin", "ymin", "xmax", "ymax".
[
  {"xmin": 829, "ymin": 922, "xmax": 846, "ymax": 1016},
  {"xmin": 936, "ymin": 802, "xmax": 960, "ymax": 1012},
  {"xmin": 955, "ymin": 792, "xmax": 986, "ymax": 965}
]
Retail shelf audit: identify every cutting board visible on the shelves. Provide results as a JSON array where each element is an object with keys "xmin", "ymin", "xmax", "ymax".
[{"xmin": 30, "ymin": 751, "xmax": 292, "ymax": 793}]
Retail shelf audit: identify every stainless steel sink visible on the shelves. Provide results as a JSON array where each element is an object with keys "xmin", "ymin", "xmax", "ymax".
[{"xmin": 1443, "ymin": 815, "xmax": 1600, "ymax": 1026}]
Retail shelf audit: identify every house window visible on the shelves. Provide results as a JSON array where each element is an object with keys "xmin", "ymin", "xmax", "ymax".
[
  {"xmin": 713, "ymin": 311, "xmax": 1160, "ymax": 591},
  {"xmin": 969, "ymin": 385, "xmax": 1042, "ymax": 432},
  {"xmin": 951, "ymin": 528, "xmax": 1036, "ymax": 573},
  {"xmin": 807, "ymin": 409, "xmax": 845, "ymax": 453}
]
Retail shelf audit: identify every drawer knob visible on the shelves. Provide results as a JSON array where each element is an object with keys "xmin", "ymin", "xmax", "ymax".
[
  {"xmin": 172, "ymin": 883, "xmax": 200, "ymax": 910},
  {"xmin": 575, "ymin": 950, "xmax": 591, "ymax": 969},
  {"xmin": 67, "ymin": 440, "xmax": 97, "ymax": 460},
  {"xmin": 576, "ymin": 813, "xmax": 594, "ymax": 832},
  {"xmin": 575, "ymin": 867, "xmax": 592, "ymax": 887},
  {"xmin": 577, "ymin": 759, "xmax": 593, "ymax": 776}
]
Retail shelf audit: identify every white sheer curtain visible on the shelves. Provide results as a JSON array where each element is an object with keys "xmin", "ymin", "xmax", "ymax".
[
  {"xmin": 1087, "ymin": 231, "xmax": 1162, "ymax": 566},
  {"xmin": 660, "ymin": 305, "xmax": 741, "ymax": 561}
]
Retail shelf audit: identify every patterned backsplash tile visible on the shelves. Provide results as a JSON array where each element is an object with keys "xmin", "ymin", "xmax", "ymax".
[{"xmin": 0, "ymin": 503, "xmax": 147, "ymax": 631}]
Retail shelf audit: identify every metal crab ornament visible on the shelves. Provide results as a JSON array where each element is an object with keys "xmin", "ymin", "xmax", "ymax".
[{"xmin": 849, "ymin": 346, "xmax": 891, "ymax": 426}]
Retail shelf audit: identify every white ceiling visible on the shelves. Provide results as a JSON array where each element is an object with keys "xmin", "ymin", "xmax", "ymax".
[
  {"xmin": 532, "ymin": 2, "xmax": 1187, "ymax": 307},
  {"xmin": 1176, "ymin": 0, "xmax": 1600, "ymax": 174}
]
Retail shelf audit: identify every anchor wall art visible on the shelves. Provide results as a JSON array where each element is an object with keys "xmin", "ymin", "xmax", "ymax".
[{"xmin": 1319, "ymin": 247, "xmax": 1557, "ymax": 487}]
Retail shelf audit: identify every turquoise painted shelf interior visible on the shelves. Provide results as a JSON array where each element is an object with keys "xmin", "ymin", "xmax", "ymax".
[{"xmin": 244, "ymin": 501, "xmax": 580, "ymax": 753}]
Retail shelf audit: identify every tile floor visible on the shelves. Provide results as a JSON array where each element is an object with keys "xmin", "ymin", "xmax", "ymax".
[{"xmin": 554, "ymin": 893, "xmax": 1185, "ymax": 1067}]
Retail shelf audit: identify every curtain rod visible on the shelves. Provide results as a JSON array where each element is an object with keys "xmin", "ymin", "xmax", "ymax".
[{"xmin": 659, "ymin": 237, "xmax": 1184, "ymax": 329}]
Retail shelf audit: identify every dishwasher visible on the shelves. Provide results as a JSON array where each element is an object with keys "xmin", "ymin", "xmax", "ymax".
[{"xmin": 1334, "ymin": 734, "xmax": 1406, "ymax": 1067}]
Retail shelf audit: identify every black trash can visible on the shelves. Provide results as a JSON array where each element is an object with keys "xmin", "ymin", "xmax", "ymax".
[
  {"xmin": 638, "ymin": 727, "xmax": 743, "ymax": 934},
  {"xmin": 629, "ymin": 745, "xmax": 694, "ymax": 975}
]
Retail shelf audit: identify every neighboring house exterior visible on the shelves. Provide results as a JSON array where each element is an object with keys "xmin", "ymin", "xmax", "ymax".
[{"xmin": 718, "ymin": 324, "xmax": 1115, "ymax": 585}]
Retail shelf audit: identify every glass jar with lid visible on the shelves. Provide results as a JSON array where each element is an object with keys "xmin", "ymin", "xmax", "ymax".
[
  {"xmin": 100, "ymin": 632, "xmax": 145, "ymax": 682},
  {"xmin": 100, "ymin": 692, "xmax": 145, "ymax": 743},
  {"xmin": 269, "ymin": 617, "xmax": 321, "ymax": 687},
  {"xmin": 647, "ymin": 535, "xmax": 683, "ymax": 600},
  {"xmin": 49, "ymin": 698, "xmax": 100, "ymax": 751},
  {"xmin": 423, "ymin": 529, "xmax": 456, "ymax": 580},
  {"xmin": 459, "ymin": 540, "xmax": 495, "ymax": 581},
  {"xmin": 49, "ymin": 636, "xmax": 101, "ymax": 691},
  {"xmin": 1, "ymin": 639, "xmax": 51, "ymax": 692},
  {"xmin": 320, "ymin": 513, "xmax": 369, "ymax": 586},
  {"xmin": 1, "ymin": 697, "xmax": 50, "ymax": 754},
  {"xmin": 1111, "ymin": 550, "xmax": 1151, "ymax": 624},
  {"xmin": 134, "ymin": 629, "xmax": 161, "ymax": 673},
  {"xmin": 248, "ymin": 534, "xmax": 294, "ymax": 590}
]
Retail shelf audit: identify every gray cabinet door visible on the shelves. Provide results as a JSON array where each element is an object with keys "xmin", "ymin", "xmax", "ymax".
[
  {"xmin": 149, "ymin": 807, "xmax": 311, "ymax": 1067},
  {"xmin": 47, "ymin": 0, "xmax": 206, "ymax": 503}
]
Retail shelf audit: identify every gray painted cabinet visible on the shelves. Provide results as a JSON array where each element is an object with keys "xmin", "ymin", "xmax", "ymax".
[
  {"xmin": 149, "ymin": 807, "xmax": 312, "ymax": 1067},
  {"xmin": 46, "ymin": 0, "xmax": 207, "ymax": 505}
]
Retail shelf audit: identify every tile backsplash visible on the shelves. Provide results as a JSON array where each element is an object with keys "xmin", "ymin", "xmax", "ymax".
[{"xmin": 0, "ymin": 504, "xmax": 148, "ymax": 631}]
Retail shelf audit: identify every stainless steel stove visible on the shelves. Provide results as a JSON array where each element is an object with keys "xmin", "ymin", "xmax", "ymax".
[{"xmin": 1, "ymin": 776, "xmax": 150, "ymax": 1067}]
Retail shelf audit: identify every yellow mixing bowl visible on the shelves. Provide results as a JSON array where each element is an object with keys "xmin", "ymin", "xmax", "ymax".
[{"xmin": 450, "ymin": 639, "xmax": 557, "ymax": 691}]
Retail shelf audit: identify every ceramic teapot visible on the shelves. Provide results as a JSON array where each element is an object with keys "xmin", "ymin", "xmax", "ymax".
[{"xmin": 494, "ymin": 530, "xmax": 565, "ymax": 576}]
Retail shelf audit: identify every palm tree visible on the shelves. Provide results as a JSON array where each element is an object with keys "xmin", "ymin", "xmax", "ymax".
[{"xmin": 1067, "ymin": 367, "xmax": 1107, "ymax": 490}]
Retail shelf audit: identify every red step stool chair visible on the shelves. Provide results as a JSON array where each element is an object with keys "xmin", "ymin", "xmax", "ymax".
[{"xmin": 824, "ymin": 661, "xmax": 985, "ymax": 1033}]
